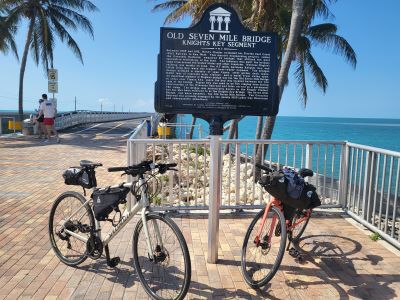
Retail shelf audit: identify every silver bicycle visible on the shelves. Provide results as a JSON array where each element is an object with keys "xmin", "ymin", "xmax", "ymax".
[{"xmin": 48, "ymin": 160, "xmax": 191, "ymax": 300}]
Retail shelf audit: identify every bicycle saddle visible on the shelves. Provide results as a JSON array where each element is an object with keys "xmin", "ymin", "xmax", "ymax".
[
  {"xmin": 80, "ymin": 160, "xmax": 102, "ymax": 168},
  {"xmin": 299, "ymin": 168, "xmax": 313, "ymax": 178}
]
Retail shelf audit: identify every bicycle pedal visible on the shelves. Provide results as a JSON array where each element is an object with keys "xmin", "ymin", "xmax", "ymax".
[
  {"xmin": 288, "ymin": 247, "xmax": 300, "ymax": 258},
  {"xmin": 107, "ymin": 256, "xmax": 120, "ymax": 268}
]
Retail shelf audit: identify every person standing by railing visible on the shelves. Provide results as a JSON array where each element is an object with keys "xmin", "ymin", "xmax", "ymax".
[
  {"xmin": 35, "ymin": 98, "xmax": 45, "ymax": 139},
  {"xmin": 39, "ymin": 94, "xmax": 60, "ymax": 143}
]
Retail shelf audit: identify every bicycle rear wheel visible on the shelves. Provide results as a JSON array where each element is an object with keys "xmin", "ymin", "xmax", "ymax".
[
  {"xmin": 291, "ymin": 210, "xmax": 311, "ymax": 242},
  {"xmin": 49, "ymin": 191, "xmax": 94, "ymax": 266},
  {"xmin": 133, "ymin": 213, "xmax": 191, "ymax": 300},
  {"xmin": 241, "ymin": 206, "xmax": 286, "ymax": 288}
]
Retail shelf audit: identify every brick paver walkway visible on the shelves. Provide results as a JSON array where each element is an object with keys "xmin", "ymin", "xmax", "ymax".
[{"xmin": 1, "ymin": 124, "xmax": 400, "ymax": 299}]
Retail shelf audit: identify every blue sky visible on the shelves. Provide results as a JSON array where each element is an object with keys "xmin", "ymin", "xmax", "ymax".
[{"xmin": 0, "ymin": 1, "xmax": 399, "ymax": 118}]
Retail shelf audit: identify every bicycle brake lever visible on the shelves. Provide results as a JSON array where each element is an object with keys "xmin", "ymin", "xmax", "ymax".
[{"xmin": 169, "ymin": 168, "xmax": 178, "ymax": 171}]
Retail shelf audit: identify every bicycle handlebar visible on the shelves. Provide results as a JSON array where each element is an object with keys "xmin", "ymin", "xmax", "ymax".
[
  {"xmin": 108, "ymin": 166, "xmax": 127, "ymax": 172},
  {"xmin": 107, "ymin": 161, "xmax": 177, "ymax": 175},
  {"xmin": 255, "ymin": 163, "xmax": 273, "ymax": 173}
]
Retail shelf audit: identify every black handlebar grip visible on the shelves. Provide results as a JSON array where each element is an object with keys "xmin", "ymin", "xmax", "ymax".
[
  {"xmin": 255, "ymin": 163, "xmax": 273, "ymax": 173},
  {"xmin": 108, "ymin": 167, "xmax": 127, "ymax": 172}
]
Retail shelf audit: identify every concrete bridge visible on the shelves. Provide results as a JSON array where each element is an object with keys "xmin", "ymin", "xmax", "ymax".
[{"xmin": 0, "ymin": 119, "xmax": 400, "ymax": 299}]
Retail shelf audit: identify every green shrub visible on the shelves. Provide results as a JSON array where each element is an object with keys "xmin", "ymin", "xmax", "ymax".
[{"xmin": 370, "ymin": 232, "xmax": 380, "ymax": 241}]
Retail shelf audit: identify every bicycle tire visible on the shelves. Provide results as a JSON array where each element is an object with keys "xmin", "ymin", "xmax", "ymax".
[
  {"xmin": 291, "ymin": 211, "xmax": 311, "ymax": 242},
  {"xmin": 49, "ymin": 191, "xmax": 94, "ymax": 266},
  {"xmin": 241, "ymin": 206, "xmax": 286, "ymax": 288},
  {"xmin": 133, "ymin": 213, "xmax": 191, "ymax": 300}
]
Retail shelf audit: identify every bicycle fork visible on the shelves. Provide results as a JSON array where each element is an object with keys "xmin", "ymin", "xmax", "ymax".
[
  {"xmin": 255, "ymin": 199, "xmax": 277, "ymax": 248},
  {"xmin": 141, "ymin": 209, "xmax": 164, "ymax": 262}
]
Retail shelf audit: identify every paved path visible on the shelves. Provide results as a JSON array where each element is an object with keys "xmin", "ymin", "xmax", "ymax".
[{"xmin": 0, "ymin": 122, "xmax": 400, "ymax": 299}]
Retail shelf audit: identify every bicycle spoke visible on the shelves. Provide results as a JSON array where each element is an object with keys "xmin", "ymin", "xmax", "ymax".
[
  {"xmin": 241, "ymin": 207, "xmax": 286, "ymax": 287},
  {"xmin": 49, "ymin": 192, "xmax": 93, "ymax": 266},
  {"xmin": 134, "ymin": 215, "xmax": 189, "ymax": 299}
]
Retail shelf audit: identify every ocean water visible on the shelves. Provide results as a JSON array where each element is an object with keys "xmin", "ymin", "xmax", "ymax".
[{"xmin": 181, "ymin": 115, "xmax": 400, "ymax": 152}]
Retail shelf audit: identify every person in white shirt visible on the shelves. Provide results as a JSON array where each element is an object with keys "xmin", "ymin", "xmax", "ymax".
[{"xmin": 39, "ymin": 94, "xmax": 60, "ymax": 143}]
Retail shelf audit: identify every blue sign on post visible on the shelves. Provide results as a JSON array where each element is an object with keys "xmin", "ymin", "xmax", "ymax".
[{"xmin": 155, "ymin": 3, "xmax": 279, "ymax": 118}]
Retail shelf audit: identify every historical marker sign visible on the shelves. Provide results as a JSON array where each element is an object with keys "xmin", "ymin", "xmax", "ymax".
[{"xmin": 155, "ymin": 4, "xmax": 279, "ymax": 116}]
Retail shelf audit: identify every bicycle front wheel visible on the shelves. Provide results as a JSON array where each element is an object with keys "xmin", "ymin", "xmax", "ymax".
[
  {"xmin": 133, "ymin": 213, "xmax": 191, "ymax": 300},
  {"xmin": 49, "ymin": 191, "xmax": 94, "ymax": 266},
  {"xmin": 241, "ymin": 206, "xmax": 286, "ymax": 288}
]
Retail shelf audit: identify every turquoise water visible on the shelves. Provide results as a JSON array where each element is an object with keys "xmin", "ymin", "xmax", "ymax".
[{"xmin": 182, "ymin": 115, "xmax": 400, "ymax": 152}]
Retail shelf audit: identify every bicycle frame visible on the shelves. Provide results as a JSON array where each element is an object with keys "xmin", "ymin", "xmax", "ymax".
[
  {"xmin": 61, "ymin": 177, "xmax": 161, "ymax": 259},
  {"xmin": 286, "ymin": 209, "xmax": 311, "ymax": 232},
  {"xmin": 254, "ymin": 197, "xmax": 311, "ymax": 244}
]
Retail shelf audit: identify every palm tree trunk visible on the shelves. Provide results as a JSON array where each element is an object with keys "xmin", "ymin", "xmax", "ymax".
[
  {"xmin": 224, "ymin": 119, "xmax": 238, "ymax": 155},
  {"xmin": 189, "ymin": 116, "xmax": 197, "ymax": 139},
  {"xmin": 18, "ymin": 19, "xmax": 35, "ymax": 122},
  {"xmin": 276, "ymin": 0, "xmax": 304, "ymax": 100},
  {"xmin": 254, "ymin": 0, "xmax": 304, "ymax": 181},
  {"xmin": 254, "ymin": 116, "xmax": 264, "ymax": 154}
]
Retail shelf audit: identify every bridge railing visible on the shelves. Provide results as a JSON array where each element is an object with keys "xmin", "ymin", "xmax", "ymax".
[{"xmin": 55, "ymin": 111, "xmax": 145, "ymax": 130}]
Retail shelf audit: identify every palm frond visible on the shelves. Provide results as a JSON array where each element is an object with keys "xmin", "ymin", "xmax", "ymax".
[
  {"xmin": 307, "ymin": 23, "xmax": 337, "ymax": 37},
  {"xmin": 51, "ymin": 5, "xmax": 94, "ymax": 37},
  {"xmin": 51, "ymin": 16, "xmax": 83, "ymax": 63},
  {"xmin": 294, "ymin": 57, "xmax": 308, "ymax": 107},
  {"xmin": 30, "ymin": 27, "xmax": 40, "ymax": 64},
  {"xmin": 309, "ymin": 32, "xmax": 357, "ymax": 68},
  {"xmin": 0, "ymin": 9, "xmax": 19, "ymax": 58},
  {"xmin": 50, "ymin": 0, "xmax": 98, "ymax": 13},
  {"xmin": 152, "ymin": 1, "xmax": 187, "ymax": 12},
  {"xmin": 305, "ymin": 50, "xmax": 328, "ymax": 92},
  {"xmin": 304, "ymin": 0, "xmax": 336, "ymax": 21}
]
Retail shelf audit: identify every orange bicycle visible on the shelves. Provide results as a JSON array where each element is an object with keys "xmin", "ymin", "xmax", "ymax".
[{"xmin": 241, "ymin": 164, "xmax": 318, "ymax": 288}]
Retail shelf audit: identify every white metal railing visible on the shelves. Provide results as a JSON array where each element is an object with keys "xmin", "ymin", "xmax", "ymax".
[
  {"xmin": 127, "ymin": 138, "xmax": 344, "ymax": 209},
  {"xmin": 127, "ymin": 133, "xmax": 400, "ymax": 249},
  {"xmin": 344, "ymin": 142, "xmax": 400, "ymax": 248}
]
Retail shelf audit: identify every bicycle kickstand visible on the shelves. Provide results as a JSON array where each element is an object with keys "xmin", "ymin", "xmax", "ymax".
[{"xmin": 105, "ymin": 245, "xmax": 121, "ymax": 268}]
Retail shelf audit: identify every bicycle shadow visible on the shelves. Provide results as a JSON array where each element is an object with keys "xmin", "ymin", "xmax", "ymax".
[
  {"xmin": 285, "ymin": 234, "xmax": 397, "ymax": 299},
  {"xmin": 78, "ymin": 256, "xmax": 271, "ymax": 299}
]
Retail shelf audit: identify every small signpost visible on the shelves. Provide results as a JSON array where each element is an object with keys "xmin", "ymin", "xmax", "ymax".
[
  {"xmin": 48, "ymin": 68, "xmax": 58, "ymax": 98},
  {"xmin": 48, "ymin": 81, "xmax": 58, "ymax": 93},
  {"xmin": 48, "ymin": 69, "xmax": 58, "ymax": 82},
  {"xmin": 155, "ymin": 3, "xmax": 279, "ymax": 263}
]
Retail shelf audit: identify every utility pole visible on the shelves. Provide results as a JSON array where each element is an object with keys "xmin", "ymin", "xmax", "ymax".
[
  {"xmin": 74, "ymin": 96, "xmax": 77, "ymax": 111},
  {"xmin": 101, "ymin": 102, "xmax": 103, "ymax": 112}
]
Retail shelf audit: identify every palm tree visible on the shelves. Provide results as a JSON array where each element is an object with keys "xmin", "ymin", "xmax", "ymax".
[
  {"xmin": 3, "ymin": 0, "xmax": 98, "ymax": 121},
  {"xmin": 254, "ymin": 0, "xmax": 305, "ymax": 179},
  {"xmin": 254, "ymin": 0, "xmax": 357, "ymax": 179},
  {"xmin": 0, "ymin": 5, "xmax": 18, "ymax": 58}
]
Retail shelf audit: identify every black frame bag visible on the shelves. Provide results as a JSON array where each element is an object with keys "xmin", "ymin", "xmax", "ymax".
[{"xmin": 92, "ymin": 186, "xmax": 129, "ymax": 221}]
